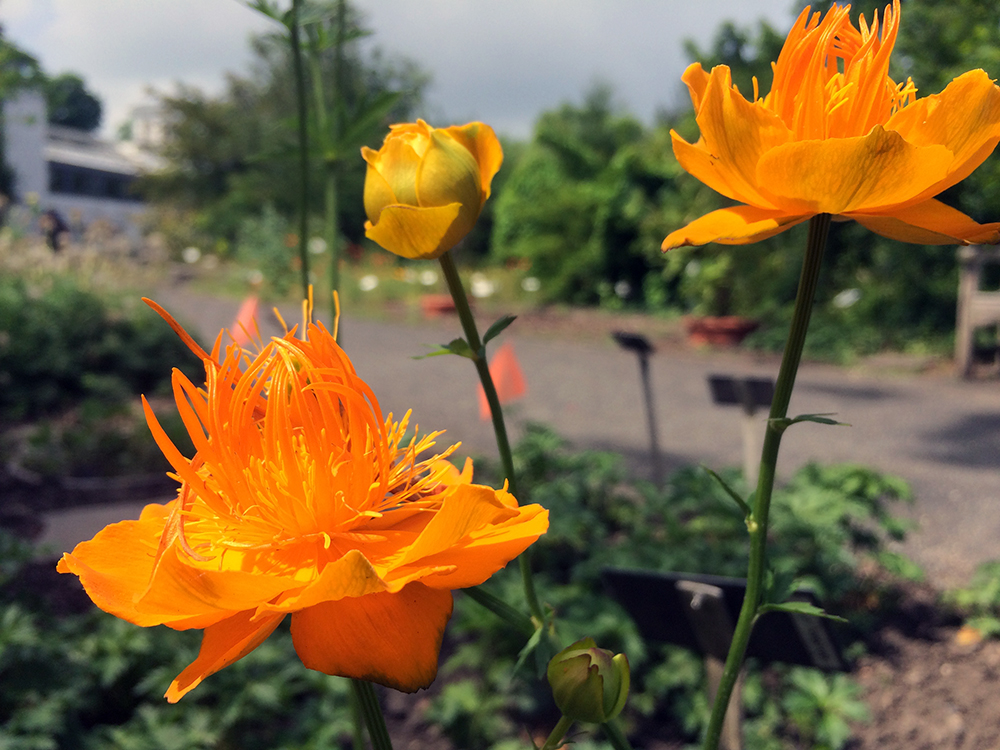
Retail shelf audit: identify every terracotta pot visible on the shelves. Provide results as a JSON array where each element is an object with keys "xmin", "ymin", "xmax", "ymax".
[
  {"xmin": 420, "ymin": 294, "xmax": 459, "ymax": 318},
  {"xmin": 683, "ymin": 316, "xmax": 759, "ymax": 347}
]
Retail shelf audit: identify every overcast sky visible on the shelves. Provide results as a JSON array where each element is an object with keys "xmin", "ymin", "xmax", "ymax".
[{"xmin": 2, "ymin": 0, "xmax": 798, "ymax": 140}]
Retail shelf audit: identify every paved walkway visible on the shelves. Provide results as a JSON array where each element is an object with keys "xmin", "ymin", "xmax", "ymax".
[{"xmin": 41, "ymin": 287, "xmax": 1000, "ymax": 588}]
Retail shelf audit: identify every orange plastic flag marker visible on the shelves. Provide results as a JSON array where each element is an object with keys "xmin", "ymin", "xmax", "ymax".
[
  {"xmin": 478, "ymin": 342, "xmax": 527, "ymax": 420},
  {"xmin": 231, "ymin": 296, "xmax": 259, "ymax": 346}
]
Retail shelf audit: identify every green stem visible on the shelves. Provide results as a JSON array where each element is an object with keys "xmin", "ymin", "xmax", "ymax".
[
  {"xmin": 701, "ymin": 214, "xmax": 831, "ymax": 750},
  {"xmin": 348, "ymin": 679, "xmax": 366, "ymax": 750},
  {"xmin": 601, "ymin": 718, "xmax": 634, "ymax": 750},
  {"xmin": 462, "ymin": 586, "xmax": 534, "ymax": 638},
  {"xmin": 540, "ymin": 715, "xmax": 574, "ymax": 750},
  {"xmin": 438, "ymin": 251, "xmax": 544, "ymax": 625},
  {"xmin": 351, "ymin": 679, "xmax": 394, "ymax": 750},
  {"xmin": 289, "ymin": 0, "xmax": 310, "ymax": 299}
]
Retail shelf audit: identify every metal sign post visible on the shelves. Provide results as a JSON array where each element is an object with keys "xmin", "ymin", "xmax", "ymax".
[{"xmin": 613, "ymin": 331, "xmax": 663, "ymax": 484}]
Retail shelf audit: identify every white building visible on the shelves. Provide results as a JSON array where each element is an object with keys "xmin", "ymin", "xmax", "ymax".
[{"xmin": 3, "ymin": 90, "xmax": 163, "ymax": 237}]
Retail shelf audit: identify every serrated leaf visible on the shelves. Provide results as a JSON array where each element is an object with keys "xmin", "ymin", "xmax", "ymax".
[
  {"xmin": 758, "ymin": 600, "xmax": 847, "ymax": 622},
  {"xmin": 413, "ymin": 339, "xmax": 479, "ymax": 361},
  {"xmin": 701, "ymin": 465, "xmax": 751, "ymax": 516},
  {"xmin": 483, "ymin": 314, "xmax": 517, "ymax": 346}
]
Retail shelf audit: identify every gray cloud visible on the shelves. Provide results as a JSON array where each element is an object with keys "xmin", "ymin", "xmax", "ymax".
[{"xmin": 2, "ymin": 0, "xmax": 795, "ymax": 138}]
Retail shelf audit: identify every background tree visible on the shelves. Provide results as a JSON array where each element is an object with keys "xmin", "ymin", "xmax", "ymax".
[
  {"xmin": 44, "ymin": 72, "xmax": 102, "ymax": 131},
  {"xmin": 141, "ymin": 7, "xmax": 426, "ymax": 258}
]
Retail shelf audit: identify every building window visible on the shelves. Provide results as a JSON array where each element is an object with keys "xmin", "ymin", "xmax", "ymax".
[{"xmin": 47, "ymin": 162, "xmax": 140, "ymax": 202}]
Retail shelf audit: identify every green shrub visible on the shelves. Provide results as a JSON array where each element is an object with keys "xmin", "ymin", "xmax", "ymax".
[
  {"xmin": 0, "ymin": 276, "xmax": 201, "ymax": 422},
  {"xmin": 944, "ymin": 560, "xmax": 1000, "ymax": 638}
]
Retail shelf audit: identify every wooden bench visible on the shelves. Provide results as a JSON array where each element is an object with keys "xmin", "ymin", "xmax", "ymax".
[{"xmin": 955, "ymin": 245, "xmax": 1000, "ymax": 377}]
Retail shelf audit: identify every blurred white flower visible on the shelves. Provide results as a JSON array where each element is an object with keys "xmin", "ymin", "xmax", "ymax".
[
  {"xmin": 359, "ymin": 274, "xmax": 379, "ymax": 292},
  {"xmin": 470, "ymin": 272, "xmax": 496, "ymax": 298},
  {"xmin": 308, "ymin": 237, "xmax": 327, "ymax": 255},
  {"xmin": 182, "ymin": 246, "xmax": 201, "ymax": 264},
  {"xmin": 832, "ymin": 288, "xmax": 861, "ymax": 308},
  {"xmin": 521, "ymin": 276, "xmax": 541, "ymax": 293},
  {"xmin": 419, "ymin": 269, "xmax": 439, "ymax": 286},
  {"xmin": 614, "ymin": 280, "xmax": 631, "ymax": 299}
]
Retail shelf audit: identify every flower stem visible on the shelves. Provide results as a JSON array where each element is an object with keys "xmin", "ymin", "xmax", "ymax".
[
  {"xmin": 288, "ymin": 0, "xmax": 311, "ymax": 299},
  {"xmin": 351, "ymin": 679, "xmax": 394, "ymax": 750},
  {"xmin": 462, "ymin": 586, "xmax": 535, "ymax": 638},
  {"xmin": 601, "ymin": 717, "xmax": 634, "ymax": 750},
  {"xmin": 438, "ymin": 251, "xmax": 544, "ymax": 624},
  {"xmin": 540, "ymin": 715, "xmax": 575, "ymax": 750},
  {"xmin": 701, "ymin": 213, "xmax": 831, "ymax": 750}
]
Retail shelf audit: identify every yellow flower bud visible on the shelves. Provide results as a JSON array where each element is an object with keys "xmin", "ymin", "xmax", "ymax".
[
  {"xmin": 361, "ymin": 120, "xmax": 503, "ymax": 260},
  {"xmin": 547, "ymin": 638, "xmax": 630, "ymax": 724}
]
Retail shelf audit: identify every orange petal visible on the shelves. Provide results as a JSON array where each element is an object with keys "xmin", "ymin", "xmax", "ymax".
[
  {"xmin": 165, "ymin": 609, "xmax": 285, "ymax": 702},
  {"xmin": 388, "ymin": 503, "xmax": 549, "ymax": 590},
  {"xmin": 681, "ymin": 62, "xmax": 711, "ymax": 113},
  {"xmin": 56, "ymin": 502, "xmax": 187, "ymax": 627},
  {"xmin": 443, "ymin": 122, "xmax": 504, "ymax": 199},
  {"xmin": 662, "ymin": 205, "xmax": 809, "ymax": 250},
  {"xmin": 676, "ymin": 65, "xmax": 791, "ymax": 208},
  {"xmin": 261, "ymin": 549, "xmax": 388, "ymax": 613},
  {"xmin": 393, "ymin": 484, "xmax": 518, "ymax": 567},
  {"xmin": 850, "ymin": 199, "xmax": 1000, "ymax": 245},
  {"xmin": 887, "ymin": 69, "xmax": 1000, "ymax": 201},
  {"xmin": 291, "ymin": 583, "xmax": 453, "ymax": 692},
  {"xmin": 756, "ymin": 125, "xmax": 953, "ymax": 214},
  {"xmin": 364, "ymin": 203, "xmax": 463, "ymax": 260},
  {"xmin": 133, "ymin": 544, "xmax": 302, "ymax": 620}
]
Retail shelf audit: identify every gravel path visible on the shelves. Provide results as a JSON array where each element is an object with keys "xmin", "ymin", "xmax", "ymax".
[{"xmin": 41, "ymin": 285, "xmax": 1000, "ymax": 589}]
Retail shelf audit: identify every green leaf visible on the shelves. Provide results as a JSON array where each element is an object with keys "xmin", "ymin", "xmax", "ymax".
[
  {"xmin": 701, "ymin": 465, "xmax": 751, "ymax": 517},
  {"xmin": 770, "ymin": 413, "xmax": 850, "ymax": 433},
  {"xmin": 758, "ymin": 601, "xmax": 847, "ymax": 623},
  {"xmin": 412, "ymin": 339, "xmax": 479, "ymax": 361},
  {"xmin": 483, "ymin": 314, "xmax": 518, "ymax": 346},
  {"xmin": 330, "ymin": 91, "xmax": 403, "ymax": 159}
]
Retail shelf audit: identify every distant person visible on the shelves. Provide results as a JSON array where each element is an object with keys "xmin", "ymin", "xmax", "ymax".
[{"xmin": 39, "ymin": 209, "xmax": 69, "ymax": 251}]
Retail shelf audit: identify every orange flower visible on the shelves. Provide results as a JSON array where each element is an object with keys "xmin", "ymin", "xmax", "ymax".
[
  {"xmin": 663, "ymin": 1, "xmax": 1000, "ymax": 250},
  {"xmin": 362, "ymin": 120, "xmax": 502, "ymax": 259},
  {"xmin": 57, "ymin": 302, "xmax": 548, "ymax": 702}
]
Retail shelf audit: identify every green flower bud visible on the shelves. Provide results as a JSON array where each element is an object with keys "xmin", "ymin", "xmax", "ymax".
[{"xmin": 546, "ymin": 638, "xmax": 630, "ymax": 724}]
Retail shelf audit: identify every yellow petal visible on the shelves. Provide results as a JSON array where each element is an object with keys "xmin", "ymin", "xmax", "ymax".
[
  {"xmin": 850, "ymin": 198, "xmax": 1000, "ymax": 245},
  {"xmin": 755, "ymin": 125, "xmax": 953, "ymax": 214},
  {"xmin": 677, "ymin": 65, "xmax": 791, "ymax": 208},
  {"xmin": 362, "ymin": 159, "xmax": 398, "ymax": 224},
  {"xmin": 442, "ymin": 122, "xmax": 504, "ymax": 199},
  {"xmin": 887, "ymin": 69, "xmax": 1000, "ymax": 201},
  {"xmin": 369, "ymin": 136, "xmax": 420, "ymax": 206},
  {"xmin": 662, "ymin": 205, "xmax": 809, "ymax": 250},
  {"xmin": 364, "ymin": 202, "xmax": 463, "ymax": 260},
  {"xmin": 166, "ymin": 609, "xmax": 285, "ymax": 702},
  {"xmin": 291, "ymin": 583, "xmax": 453, "ymax": 692},
  {"xmin": 417, "ymin": 129, "xmax": 482, "ymax": 215}
]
